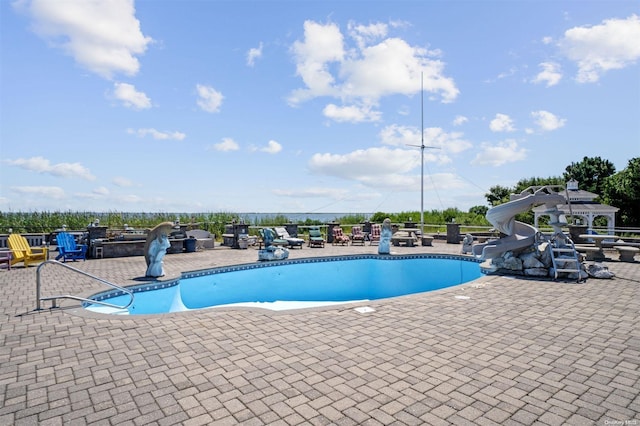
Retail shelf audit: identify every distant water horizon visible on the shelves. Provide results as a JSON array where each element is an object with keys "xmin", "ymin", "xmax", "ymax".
[{"xmin": 235, "ymin": 212, "xmax": 374, "ymax": 223}]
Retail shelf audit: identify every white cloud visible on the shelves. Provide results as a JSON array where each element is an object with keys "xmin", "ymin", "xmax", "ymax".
[
  {"xmin": 273, "ymin": 187, "xmax": 350, "ymax": 199},
  {"xmin": 323, "ymin": 104, "xmax": 381, "ymax": 123},
  {"xmin": 348, "ymin": 21, "xmax": 388, "ymax": 50},
  {"xmin": 309, "ymin": 147, "xmax": 419, "ymax": 179},
  {"xmin": 113, "ymin": 194, "xmax": 143, "ymax": 204},
  {"xmin": 5, "ymin": 156, "xmax": 95, "ymax": 180},
  {"xmin": 11, "ymin": 186, "xmax": 66, "ymax": 199},
  {"xmin": 272, "ymin": 186, "xmax": 380, "ymax": 205},
  {"xmin": 379, "ymin": 125, "xmax": 472, "ymax": 160},
  {"xmin": 92, "ymin": 186, "xmax": 110, "ymax": 195},
  {"xmin": 127, "ymin": 128, "xmax": 186, "ymax": 140},
  {"xmin": 15, "ymin": 0, "xmax": 152, "ymax": 79},
  {"xmin": 246, "ymin": 42, "xmax": 263, "ymax": 67},
  {"xmin": 196, "ymin": 84, "xmax": 224, "ymax": 113},
  {"xmin": 423, "ymin": 128, "xmax": 473, "ymax": 155},
  {"xmin": 341, "ymin": 37, "xmax": 458, "ymax": 102},
  {"xmin": 252, "ymin": 140, "xmax": 282, "ymax": 154},
  {"xmin": 288, "ymin": 20, "xmax": 459, "ymax": 118},
  {"xmin": 289, "ymin": 21, "xmax": 345, "ymax": 103},
  {"xmin": 308, "ymin": 147, "xmax": 432, "ymax": 192},
  {"xmin": 210, "ymin": 137, "xmax": 239, "ymax": 152},
  {"xmin": 532, "ymin": 62, "xmax": 562, "ymax": 87},
  {"xmin": 112, "ymin": 176, "xmax": 133, "ymax": 187},
  {"xmin": 113, "ymin": 82, "xmax": 151, "ymax": 110},
  {"xmin": 379, "ymin": 124, "xmax": 420, "ymax": 147},
  {"xmin": 489, "ymin": 113, "xmax": 516, "ymax": 132},
  {"xmin": 485, "ymin": 67, "xmax": 517, "ymax": 83},
  {"xmin": 531, "ymin": 110, "xmax": 566, "ymax": 131},
  {"xmin": 452, "ymin": 115, "xmax": 468, "ymax": 126},
  {"xmin": 75, "ymin": 189, "xmax": 107, "ymax": 200},
  {"xmin": 471, "ymin": 140, "xmax": 528, "ymax": 166},
  {"xmin": 559, "ymin": 14, "xmax": 640, "ymax": 83},
  {"xmin": 263, "ymin": 140, "xmax": 282, "ymax": 154}
]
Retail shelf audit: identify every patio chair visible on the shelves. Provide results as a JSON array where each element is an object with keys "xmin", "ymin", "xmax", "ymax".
[
  {"xmin": 274, "ymin": 227, "xmax": 304, "ymax": 249},
  {"xmin": 350, "ymin": 226, "xmax": 366, "ymax": 246},
  {"xmin": 332, "ymin": 227, "xmax": 350, "ymax": 246},
  {"xmin": 260, "ymin": 228, "xmax": 289, "ymax": 248},
  {"xmin": 0, "ymin": 251, "xmax": 11, "ymax": 270},
  {"xmin": 55, "ymin": 232, "xmax": 87, "ymax": 262},
  {"xmin": 7, "ymin": 234, "xmax": 48, "ymax": 267},
  {"xmin": 369, "ymin": 224, "xmax": 381, "ymax": 245},
  {"xmin": 308, "ymin": 226, "xmax": 325, "ymax": 248}
]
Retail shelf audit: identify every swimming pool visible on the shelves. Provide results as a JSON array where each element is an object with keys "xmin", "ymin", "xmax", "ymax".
[{"xmin": 85, "ymin": 254, "xmax": 482, "ymax": 315}]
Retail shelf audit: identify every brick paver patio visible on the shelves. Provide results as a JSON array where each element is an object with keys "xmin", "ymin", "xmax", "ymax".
[{"xmin": 1, "ymin": 240, "xmax": 638, "ymax": 425}]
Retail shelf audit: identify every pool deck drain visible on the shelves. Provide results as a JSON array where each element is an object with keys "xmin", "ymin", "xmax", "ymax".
[{"xmin": 1, "ymin": 240, "xmax": 639, "ymax": 425}]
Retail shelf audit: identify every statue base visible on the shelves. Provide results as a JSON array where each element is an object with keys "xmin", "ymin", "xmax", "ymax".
[{"xmin": 258, "ymin": 246, "xmax": 289, "ymax": 261}]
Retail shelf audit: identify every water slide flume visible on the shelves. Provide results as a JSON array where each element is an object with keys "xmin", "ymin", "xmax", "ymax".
[{"xmin": 472, "ymin": 189, "xmax": 566, "ymax": 260}]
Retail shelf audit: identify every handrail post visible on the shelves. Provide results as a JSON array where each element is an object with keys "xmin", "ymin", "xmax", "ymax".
[{"xmin": 36, "ymin": 262, "xmax": 44, "ymax": 310}]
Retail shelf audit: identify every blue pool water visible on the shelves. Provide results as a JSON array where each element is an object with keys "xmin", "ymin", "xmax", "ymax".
[{"xmin": 85, "ymin": 254, "xmax": 481, "ymax": 315}]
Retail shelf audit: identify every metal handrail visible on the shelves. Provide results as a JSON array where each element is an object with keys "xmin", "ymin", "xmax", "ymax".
[{"xmin": 36, "ymin": 260, "xmax": 134, "ymax": 311}]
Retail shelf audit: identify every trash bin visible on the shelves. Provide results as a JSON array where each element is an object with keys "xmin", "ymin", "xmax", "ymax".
[{"xmin": 184, "ymin": 237, "xmax": 197, "ymax": 253}]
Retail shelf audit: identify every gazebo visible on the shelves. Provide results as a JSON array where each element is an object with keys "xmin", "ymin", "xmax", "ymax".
[{"xmin": 532, "ymin": 179, "xmax": 619, "ymax": 233}]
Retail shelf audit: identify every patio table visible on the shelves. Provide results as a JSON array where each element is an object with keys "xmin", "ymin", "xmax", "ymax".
[{"xmin": 578, "ymin": 234, "xmax": 613, "ymax": 260}]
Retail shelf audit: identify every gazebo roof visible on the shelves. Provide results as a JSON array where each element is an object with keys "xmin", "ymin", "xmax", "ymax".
[
  {"xmin": 532, "ymin": 201, "xmax": 619, "ymax": 214},
  {"xmin": 562, "ymin": 179, "xmax": 599, "ymax": 201},
  {"xmin": 565, "ymin": 189, "xmax": 598, "ymax": 201}
]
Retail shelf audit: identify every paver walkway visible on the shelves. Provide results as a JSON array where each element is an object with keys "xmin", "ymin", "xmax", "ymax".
[{"xmin": 1, "ymin": 240, "xmax": 638, "ymax": 425}]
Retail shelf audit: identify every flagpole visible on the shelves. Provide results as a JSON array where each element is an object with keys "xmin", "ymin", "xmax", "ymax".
[
  {"xmin": 420, "ymin": 73, "xmax": 425, "ymax": 241},
  {"xmin": 405, "ymin": 72, "xmax": 439, "ymax": 245}
]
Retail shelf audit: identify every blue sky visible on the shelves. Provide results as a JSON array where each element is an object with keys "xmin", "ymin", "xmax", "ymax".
[{"xmin": 1, "ymin": 0, "xmax": 639, "ymax": 214}]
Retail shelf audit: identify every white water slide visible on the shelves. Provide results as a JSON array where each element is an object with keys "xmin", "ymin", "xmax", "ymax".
[{"xmin": 472, "ymin": 189, "xmax": 566, "ymax": 260}]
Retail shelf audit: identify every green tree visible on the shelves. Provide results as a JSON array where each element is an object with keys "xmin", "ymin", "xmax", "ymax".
[
  {"xmin": 563, "ymin": 156, "xmax": 615, "ymax": 195},
  {"xmin": 370, "ymin": 211, "xmax": 390, "ymax": 223},
  {"xmin": 485, "ymin": 185, "xmax": 511, "ymax": 206},
  {"xmin": 513, "ymin": 176, "xmax": 564, "ymax": 193},
  {"xmin": 468, "ymin": 205, "xmax": 488, "ymax": 217},
  {"xmin": 442, "ymin": 207, "xmax": 461, "ymax": 223},
  {"xmin": 602, "ymin": 157, "xmax": 640, "ymax": 227}
]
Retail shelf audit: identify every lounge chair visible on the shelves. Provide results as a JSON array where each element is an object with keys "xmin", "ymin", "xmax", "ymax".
[
  {"xmin": 350, "ymin": 226, "xmax": 366, "ymax": 246},
  {"xmin": 55, "ymin": 232, "xmax": 87, "ymax": 262},
  {"xmin": 369, "ymin": 224, "xmax": 381, "ymax": 245},
  {"xmin": 259, "ymin": 228, "xmax": 289, "ymax": 248},
  {"xmin": 308, "ymin": 226, "xmax": 325, "ymax": 248},
  {"xmin": 332, "ymin": 227, "xmax": 350, "ymax": 246},
  {"xmin": 7, "ymin": 234, "xmax": 48, "ymax": 267},
  {"xmin": 274, "ymin": 227, "xmax": 304, "ymax": 249}
]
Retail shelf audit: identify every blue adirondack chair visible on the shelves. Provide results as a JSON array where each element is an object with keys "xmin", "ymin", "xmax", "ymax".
[{"xmin": 55, "ymin": 232, "xmax": 87, "ymax": 262}]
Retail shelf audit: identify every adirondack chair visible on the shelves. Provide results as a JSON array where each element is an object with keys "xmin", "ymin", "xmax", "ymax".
[
  {"xmin": 7, "ymin": 234, "xmax": 48, "ymax": 267},
  {"xmin": 55, "ymin": 232, "xmax": 87, "ymax": 262}
]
